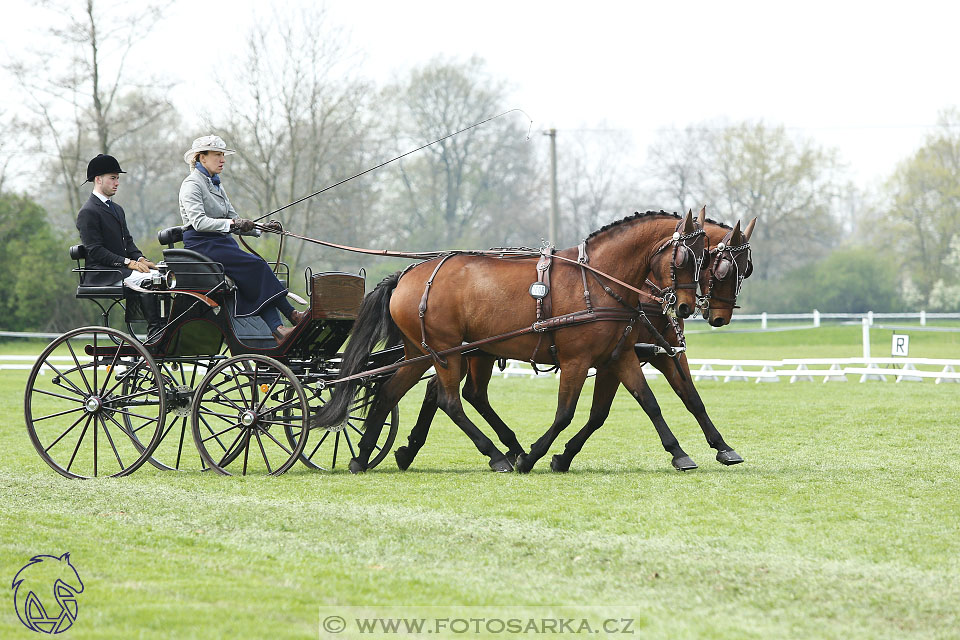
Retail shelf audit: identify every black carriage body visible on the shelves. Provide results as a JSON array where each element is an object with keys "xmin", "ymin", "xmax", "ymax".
[{"xmin": 36, "ymin": 230, "xmax": 402, "ymax": 477}]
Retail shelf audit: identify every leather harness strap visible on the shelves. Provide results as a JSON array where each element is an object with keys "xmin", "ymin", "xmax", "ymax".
[{"xmin": 418, "ymin": 254, "xmax": 455, "ymax": 367}]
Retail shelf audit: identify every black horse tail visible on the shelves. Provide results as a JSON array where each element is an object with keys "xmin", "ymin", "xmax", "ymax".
[{"xmin": 312, "ymin": 271, "xmax": 403, "ymax": 428}]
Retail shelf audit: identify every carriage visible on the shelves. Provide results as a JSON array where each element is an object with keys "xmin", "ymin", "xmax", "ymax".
[{"xmin": 24, "ymin": 226, "xmax": 402, "ymax": 478}]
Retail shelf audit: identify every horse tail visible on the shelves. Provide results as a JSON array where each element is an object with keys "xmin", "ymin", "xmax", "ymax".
[{"xmin": 312, "ymin": 271, "xmax": 403, "ymax": 427}]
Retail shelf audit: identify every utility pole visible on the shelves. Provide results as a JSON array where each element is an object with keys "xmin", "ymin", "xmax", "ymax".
[{"xmin": 544, "ymin": 128, "xmax": 559, "ymax": 246}]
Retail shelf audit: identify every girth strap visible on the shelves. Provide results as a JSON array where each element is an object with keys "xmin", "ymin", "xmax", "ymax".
[{"xmin": 418, "ymin": 253, "xmax": 455, "ymax": 367}]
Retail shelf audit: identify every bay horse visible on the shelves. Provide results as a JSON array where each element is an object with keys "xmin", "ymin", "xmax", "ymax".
[
  {"xmin": 314, "ymin": 211, "xmax": 704, "ymax": 473},
  {"xmin": 394, "ymin": 209, "xmax": 757, "ymax": 472}
]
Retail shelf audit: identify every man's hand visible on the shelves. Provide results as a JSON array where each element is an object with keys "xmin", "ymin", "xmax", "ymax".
[
  {"xmin": 262, "ymin": 220, "xmax": 282, "ymax": 233},
  {"xmin": 232, "ymin": 218, "xmax": 256, "ymax": 233},
  {"xmin": 130, "ymin": 259, "xmax": 150, "ymax": 273},
  {"xmin": 138, "ymin": 257, "xmax": 157, "ymax": 269}
]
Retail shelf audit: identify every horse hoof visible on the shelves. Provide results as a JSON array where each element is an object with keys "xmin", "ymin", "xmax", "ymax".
[
  {"xmin": 505, "ymin": 450, "xmax": 524, "ymax": 466},
  {"xmin": 489, "ymin": 457, "xmax": 513, "ymax": 473},
  {"xmin": 348, "ymin": 458, "xmax": 366, "ymax": 474},
  {"xmin": 394, "ymin": 446, "xmax": 413, "ymax": 471},
  {"xmin": 672, "ymin": 455, "xmax": 698, "ymax": 471},
  {"xmin": 550, "ymin": 455, "xmax": 570, "ymax": 473},
  {"xmin": 716, "ymin": 449, "xmax": 744, "ymax": 465},
  {"xmin": 514, "ymin": 453, "xmax": 533, "ymax": 474}
]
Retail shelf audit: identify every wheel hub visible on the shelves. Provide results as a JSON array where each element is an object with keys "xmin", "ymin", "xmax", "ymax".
[
  {"xmin": 84, "ymin": 396, "xmax": 102, "ymax": 413},
  {"xmin": 240, "ymin": 410, "xmax": 257, "ymax": 427},
  {"xmin": 172, "ymin": 384, "xmax": 193, "ymax": 418}
]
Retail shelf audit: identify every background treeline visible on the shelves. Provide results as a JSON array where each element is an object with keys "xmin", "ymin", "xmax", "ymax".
[{"xmin": 1, "ymin": 3, "xmax": 958, "ymax": 331}]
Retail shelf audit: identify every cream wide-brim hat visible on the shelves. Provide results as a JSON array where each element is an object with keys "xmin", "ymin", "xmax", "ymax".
[{"xmin": 183, "ymin": 135, "xmax": 236, "ymax": 166}]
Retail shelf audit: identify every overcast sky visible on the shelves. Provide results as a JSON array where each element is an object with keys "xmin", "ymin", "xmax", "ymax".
[{"xmin": 4, "ymin": 0, "xmax": 958, "ymax": 188}]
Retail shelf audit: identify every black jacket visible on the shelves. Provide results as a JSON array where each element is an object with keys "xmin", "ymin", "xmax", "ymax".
[{"xmin": 75, "ymin": 193, "xmax": 144, "ymax": 286}]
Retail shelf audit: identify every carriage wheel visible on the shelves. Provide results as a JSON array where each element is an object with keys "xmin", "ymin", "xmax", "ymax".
[
  {"xmin": 24, "ymin": 326, "xmax": 166, "ymax": 479},
  {"xmin": 124, "ymin": 359, "xmax": 219, "ymax": 471},
  {"xmin": 191, "ymin": 355, "xmax": 308, "ymax": 476},
  {"xmin": 288, "ymin": 383, "xmax": 398, "ymax": 471}
]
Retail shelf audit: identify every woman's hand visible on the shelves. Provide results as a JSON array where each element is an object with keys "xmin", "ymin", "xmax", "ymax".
[{"xmin": 232, "ymin": 218, "xmax": 256, "ymax": 233}]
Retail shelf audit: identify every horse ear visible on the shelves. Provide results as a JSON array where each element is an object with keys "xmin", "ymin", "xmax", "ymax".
[
  {"xmin": 697, "ymin": 205, "xmax": 706, "ymax": 227},
  {"xmin": 731, "ymin": 220, "xmax": 743, "ymax": 244},
  {"xmin": 744, "ymin": 216, "xmax": 757, "ymax": 241},
  {"xmin": 682, "ymin": 209, "xmax": 695, "ymax": 233}
]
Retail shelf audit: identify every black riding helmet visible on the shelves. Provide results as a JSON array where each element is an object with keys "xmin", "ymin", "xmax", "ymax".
[{"xmin": 84, "ymin": 154, "xmax": 126, "ymax": 183}]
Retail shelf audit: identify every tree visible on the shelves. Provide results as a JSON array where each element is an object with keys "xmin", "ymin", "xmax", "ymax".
[
  {"xmin": 644, "ymin": 121, "xmax": 846, "ymax": 280},
  {"xmin": 879, "ymin": 108, "xmax": 960, "ymax": 302},
  {"xmin": 208, "ymin": 7, "xmax": 380, "ymax": 276},
  {"xmin": 556, "ymin": 130, "xmax": 647, "ymax": 247},
  {"xmin": 6, "ymin": 0, "xmax": 173, "ymax": 217},
  {"xmin": 379, "ymin": 56, "xmax": 542, "ymax": 250},
  {"xmin": 0, "ymin": 193, "xmax": 91, "ymax": 331}
]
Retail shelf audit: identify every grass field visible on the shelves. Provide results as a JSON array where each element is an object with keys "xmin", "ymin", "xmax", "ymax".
[{"xmin": 1, "ymin": 324, "xmax": 959, "ymax": 638}]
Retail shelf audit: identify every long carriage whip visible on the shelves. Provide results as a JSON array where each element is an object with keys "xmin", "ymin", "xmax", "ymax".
[{"xmin": 250, "ymin": 108, "xmax": 534, "ymax": 224}]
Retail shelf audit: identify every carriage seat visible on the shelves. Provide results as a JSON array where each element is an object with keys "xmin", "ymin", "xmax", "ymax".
[
  {"xmin": 69, "ymin": 244, "xmax": 125, "ymax": 298},
  {"xmin": 161, "ymin": 248, "xmax": 230, "ymax": 292}
]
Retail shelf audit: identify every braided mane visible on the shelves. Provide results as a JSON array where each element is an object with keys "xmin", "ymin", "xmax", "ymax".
[{"xmin": 584, "ymin": 210, "xmax": 732, "ymax": 243}]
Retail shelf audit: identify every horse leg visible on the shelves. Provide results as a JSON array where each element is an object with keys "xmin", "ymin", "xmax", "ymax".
[
  {"xmin": 350, "ymin": 357, "xmax": 434, "ymax": 474},
  {"xmin": 394, "ymin": 375, "xmax": 440, "ymax": 471},
  {"xmin": 550, "ymin": 367, "xmax": 620, "ymax": 472},
  {"xmin": 617, "ymin": 355, "xmax": 697, "ymax": 471},
  {"xmin": 461, "ymin": 355, "xmax": 526, "ymax": 464},
  {"xmin": 515, "ymin": 364, "xmax": 590, "ymax": 473},
  {"xmin": 652, "ymin": 354, "xmax": 743, "ymax": 465},
  {"xmin": 434, "ymin": 355, "xmax": 513, "ymax": 472}
]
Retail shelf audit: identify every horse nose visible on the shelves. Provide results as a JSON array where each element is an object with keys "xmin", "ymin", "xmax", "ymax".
[
  {"xmin": 677, "ymin": 303, "xmax": 692, "ymax": 319},
  {"xmin": 710, "ymin": 316, "xmax": 727, "ymax": 327}
]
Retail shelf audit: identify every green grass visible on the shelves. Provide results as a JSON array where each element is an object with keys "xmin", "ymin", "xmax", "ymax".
[{"xmin": 2, "ymin": 350, "xmax": 959, "ymax": 639}]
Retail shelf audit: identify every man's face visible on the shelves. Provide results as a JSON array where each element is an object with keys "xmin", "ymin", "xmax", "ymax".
[
  {"xmin": 199, "ymin": 151, "xmax": 226, "ymax": 175},
  {"xmin": 96, "ymin": 173, "xmax": 120, "ymax": 197}
]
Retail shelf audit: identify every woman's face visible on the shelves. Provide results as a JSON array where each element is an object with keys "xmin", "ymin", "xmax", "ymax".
[{"xmin": 199, "ymin": 151, "xmax": 226, "ymax": 175}]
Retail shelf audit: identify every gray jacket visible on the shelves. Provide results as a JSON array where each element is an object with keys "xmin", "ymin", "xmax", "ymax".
[{"xmin": 178, "ymin": 169, "xmax": 259, "ymax": 236}]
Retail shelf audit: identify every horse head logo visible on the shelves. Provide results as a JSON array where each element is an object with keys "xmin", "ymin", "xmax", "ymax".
[{"xmin": 11, "ymin": 553, "xmax": 84, "ymax": 634}]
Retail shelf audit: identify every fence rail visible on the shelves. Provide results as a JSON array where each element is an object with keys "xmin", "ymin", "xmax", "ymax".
[{"xmin": 500, "ymin": 357, "xmax": 960, "ymax": 384}]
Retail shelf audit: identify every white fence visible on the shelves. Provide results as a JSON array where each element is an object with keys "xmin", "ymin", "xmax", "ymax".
[
  {"xmin": 700, "ymin": 310, "xmax": 960, "ymax": 330},
  {"xmin": 500, "ymin": 357, "xmax": 960, "ymax": 383}
]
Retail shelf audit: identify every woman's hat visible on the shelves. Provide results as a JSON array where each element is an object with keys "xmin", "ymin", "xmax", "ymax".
[
  {"xmin": 183, "ymin": 135, "xmax": 236, "ymax": 165},
  {"xmin": 85, "ymin": 154, "xmax": 125, "ymax": 183}
]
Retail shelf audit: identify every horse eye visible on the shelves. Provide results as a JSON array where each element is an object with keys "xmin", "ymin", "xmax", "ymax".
[{"xmin": 715, "ymin": 259, "xmax": 732, "ymax": 280}]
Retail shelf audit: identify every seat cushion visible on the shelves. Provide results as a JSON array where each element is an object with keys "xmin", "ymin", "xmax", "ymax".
[{"xmin": 76, "ymin": 285, "xmax": 124, "ymax": 298}]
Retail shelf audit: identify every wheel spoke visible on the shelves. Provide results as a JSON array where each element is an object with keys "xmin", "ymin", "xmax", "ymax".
[
  {"xmin": 199, "ymin": 413, "xmax": 229, "ymax": 452},
  {"xmin": 256, "ymin": 374, "xmax": 283, "ymax": 414},
  {"xmin": 197, "ymin": 408, "xmax": 241, "ymax": 421},
  {"xmin": 110, "ymin": 407, "xmax": 160, "ymax": 423},
  {"xmin": 256, "ymin": 425, "xmax": 293, "ymax": 456},
  {"xmin": 230, "ymin": 364, "xmax": 251, "ymax": 408},
  {"xmin": 65, "ymin": 340, "xmax": 93, "ymax": 395},
  {"xmin": 306, "ymin": 429, "xmax": 330, "ymax": 460},
  {"xmin": 175, "ymin": 417, "xmax": 187, "ymax": 470},
  {"xmin": 241, "ymin": 429, "xmax": 251, "ymax": 475},
  {"xmin": 217, "ymin": 429, "xmax": 246, "ymax": 468},
  {"xmin": 260, "ymin": 397, "xmax": 300, "ymax": 416},
  {"xmin": 32, "ymin": 387, "xmax": 86, "ymax": 403},
  {"xmin": 332, "ymin": 431, "xmax": 340, "ymax": 469},
  {"xmin": 43, "ymin": 359, "xmax": 88, "ymax": 398},
  {"xmin": 92, "ymin": 332, "xmax": 98, "ymax": 393},
  {"xmin": 98, "ymin": 338, "xmax": 124, "ymax": 396},
  {"xmin": 343, "ymin": 429, "xmax": 357, "ymax": 459},
  {"xmin": 258, "ymin": 418, "xmax": 303, "ymax": 429},
  {"xmin": 102, "ymin": 410, "xmax": 136, "ymax": 439},
  {"xmin": 98, "ymin": 414, "xmax": 125, "ymax": 469},
  {"xmin": 207, "ymin": 381, "xmax": 245, "ymax": 412},
  {"xmin": 65, "ymin": 416, "xmax": 92, "ymax": 474},
  {"xmin": 33, "ymin": 405, "xmax": 86, "ymax": 422},
  {"xmin": 254, "ymin": 429, "xmax": 273, "ymax": 474},
  {"xmin": 44, "ymin": 412, "xmax": 89, "ymax": 453},
  {"xmin": 202, "ymin": 421, "xmax": 243, "ymax": 443}
]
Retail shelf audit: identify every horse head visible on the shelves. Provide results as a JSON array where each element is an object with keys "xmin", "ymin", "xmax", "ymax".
[
  {"xmin": 699, "ymin": 209, "xmax": 756, "ymax": 327},
  {"xmin": 12, "ymin": 553, "xmax": 84, "ymax": 633},
  {"xmin": 645, "ymin": 209, "xmax": 704, "ymax": 319}
]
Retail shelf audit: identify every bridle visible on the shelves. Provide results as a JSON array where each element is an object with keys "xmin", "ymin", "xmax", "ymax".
[
  {"xmin": 698, "ymin": 235, "xmax": 753, "ymax": 312},
  {"xmin": 646, "ymin": 220, "xmax": 706, "ymax": 315}
]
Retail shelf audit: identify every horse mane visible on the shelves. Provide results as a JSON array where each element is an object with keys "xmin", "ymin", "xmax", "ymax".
[{"xmin": 584, "ymin": 209, "xmax": 732, "ymax": 243}]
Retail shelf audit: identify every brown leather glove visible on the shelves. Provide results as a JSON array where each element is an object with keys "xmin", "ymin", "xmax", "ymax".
[
  {"xmin": 262, "ymin": 220, "xmax": 283, "ymax": 233},
  {"xmin": 232, "ymin": 218, "xmax": 256, "ymax": 233}
]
